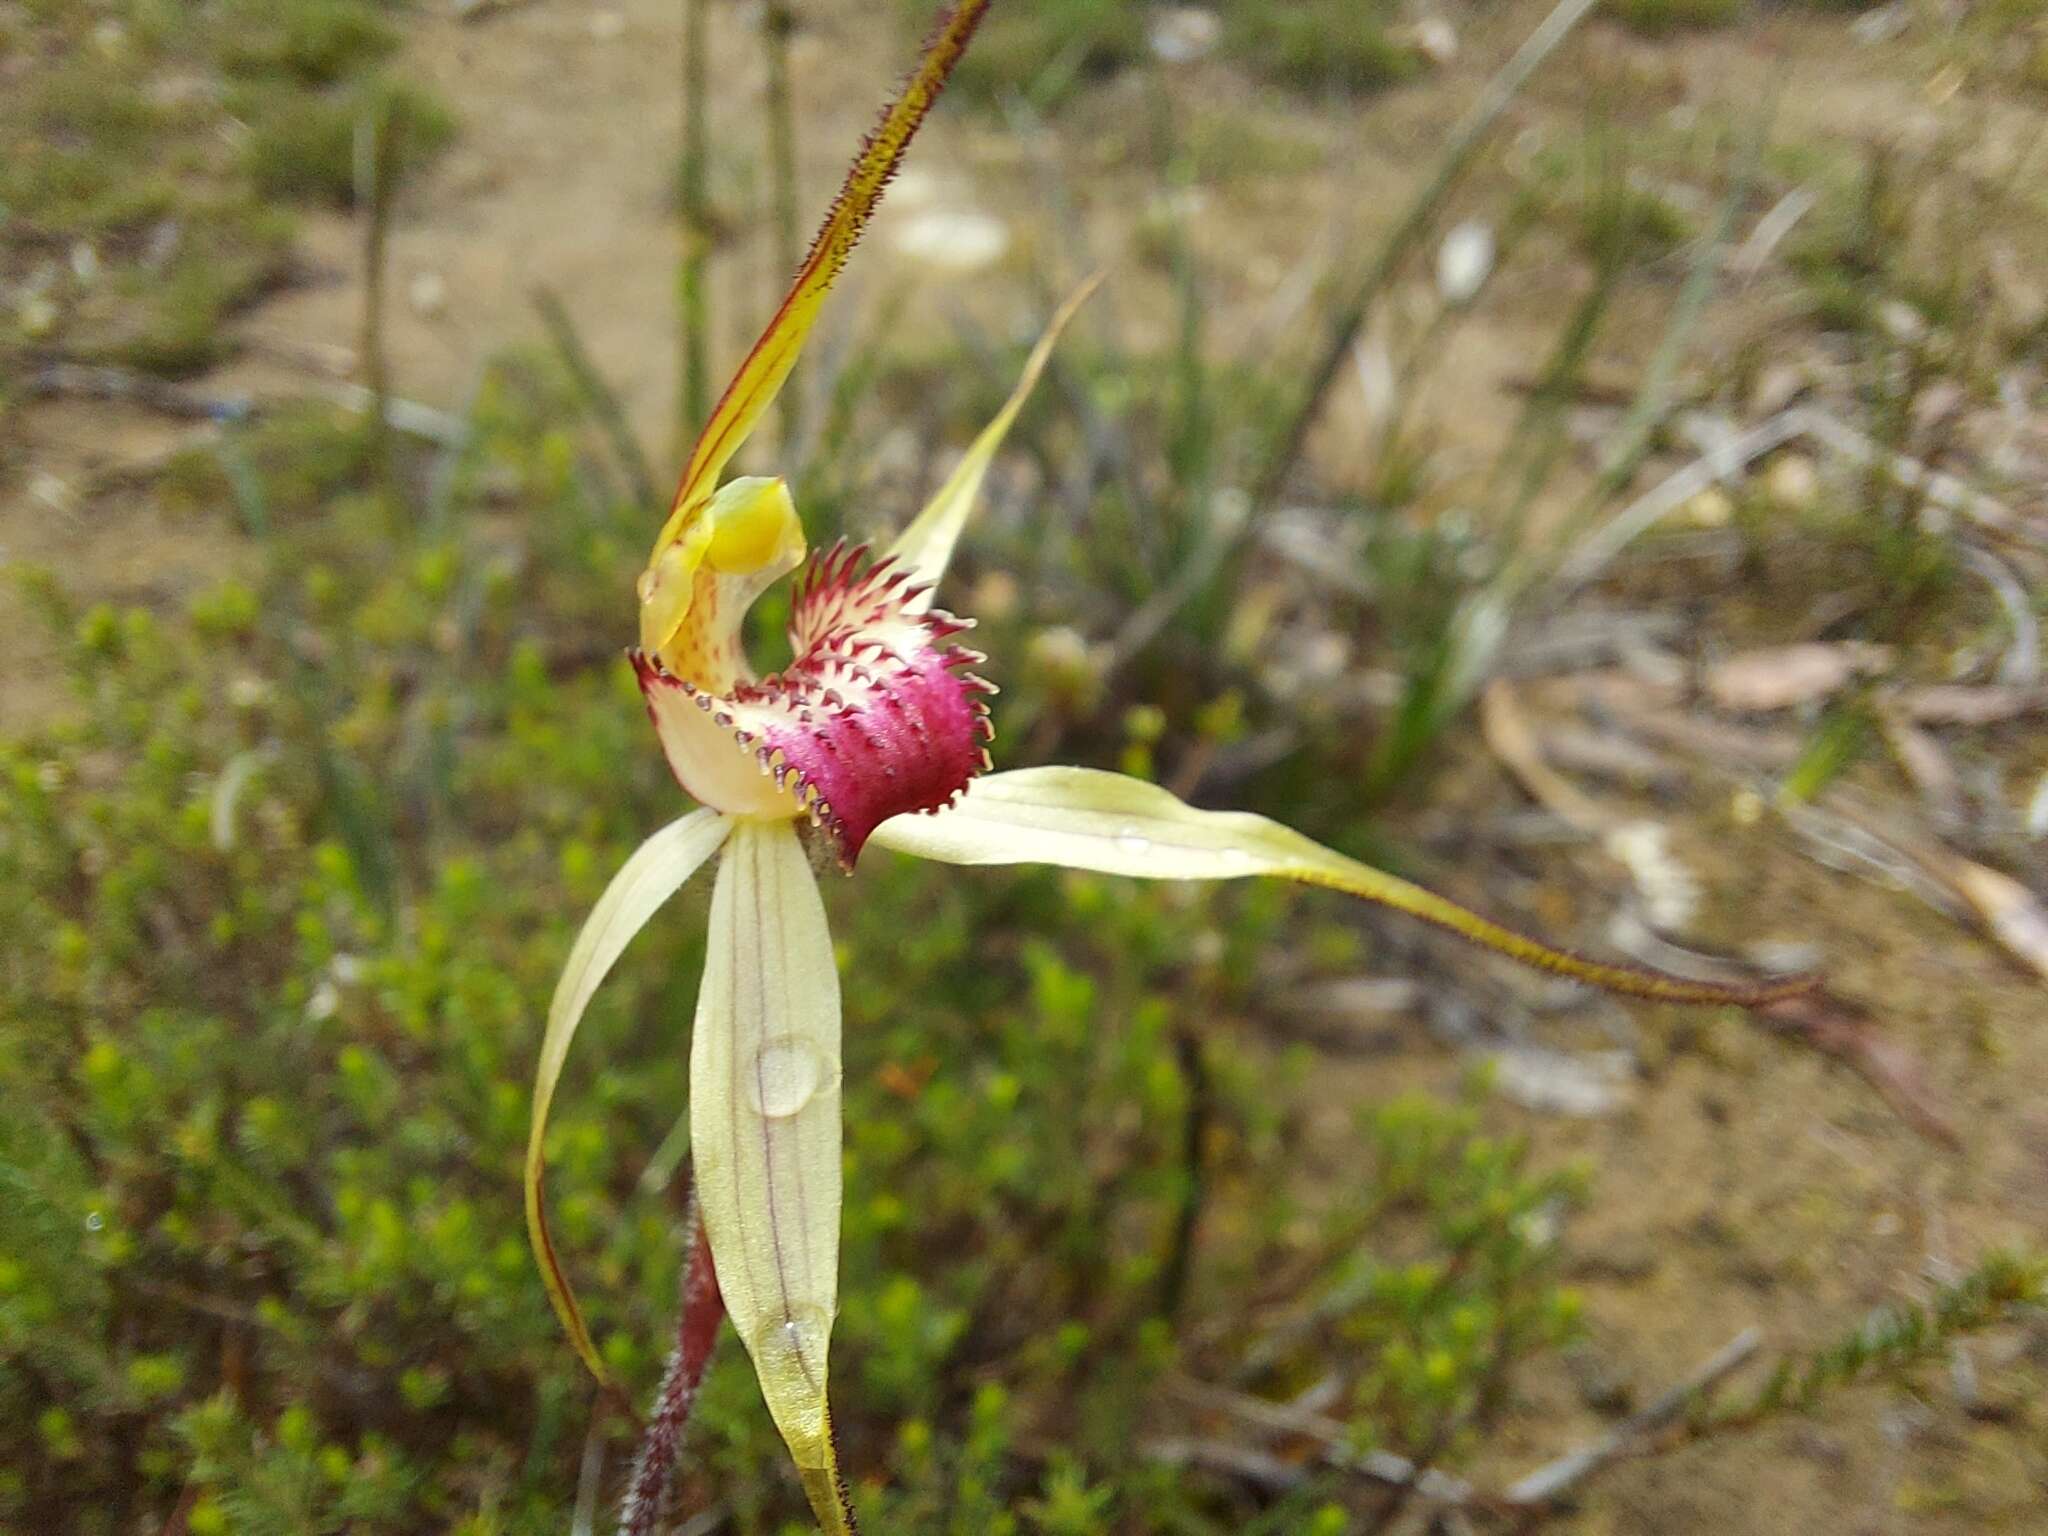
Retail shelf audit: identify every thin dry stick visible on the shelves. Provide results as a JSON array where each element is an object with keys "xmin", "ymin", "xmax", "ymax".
[
  {"xmin": 1251, "ymin": 0, "xmax": 1601, "ymax": 510},
  {"xmin": 1556, "ymin": 403, "xmax": 2041, "ymax": 589},
  {"xmin": 1164, "ymin": 1375, "xmax": 1477, "ymax": 1504},
  {"xmin": 1165, "ymin": 1329, "xmax": 1761, "ymax": 1517},
  {"xmin": 678, "ymin": 0, "xmax": 712, "ymax": 453},
  {"xmin": 1792, "ymin": 404, "xmax": 2042, "ymax": 542},
  {"xmin": 354, "ymin": 95, "xmax": 398, "ymax": 494},
  {"xmin": 763, "ymin": 0, "xmax": 803, "ymax": 455},
  {"xmin": 25, "ymin": 362, "xmax": 251, "ymax": 422},
  {"xmin": 1961, "ymin": 543, "xmax": 2039, "ymax": 687},
  {"xmin": 1554, "ymin": 408, "xmax": 1806, "ymax": 586},
  {"xmin": 324, "ymin": 382, "xmax": 469, "ymax": 447},
  {"xmin": 1503, "ymin": 1327, "xmax": 1761, "ymax": 1506}
]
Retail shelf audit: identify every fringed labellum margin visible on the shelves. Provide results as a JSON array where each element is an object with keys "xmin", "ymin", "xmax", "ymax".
[{"xmin": 636, "ymin": 542, "xmax": 995, "ymax": 868}]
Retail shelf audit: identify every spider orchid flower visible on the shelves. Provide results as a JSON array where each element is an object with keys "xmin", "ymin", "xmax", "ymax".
[{"xmin": 526, "ymin": 4, "xmax": 1812, "ymax": 1529}]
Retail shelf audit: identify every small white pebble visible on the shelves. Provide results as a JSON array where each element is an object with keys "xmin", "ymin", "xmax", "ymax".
[
  {"xmin": 1684, "ymin": 486, "xmax": 1734, "ymax": 528},
  {"xmin": 1147, "ymin": 6, "xmax": 1219, "ymax": 64},
  {"xmin": 409, "ymin": 270, "xmax": 448, "ymax": 318},
  {"xmin": 17, "ymin": 292, "xmax": 59, "ymax": 339},
  {"xmin": 1435, "ymin": 220, "xmax": 1494, "ymax": 306},
  {"xmin": 1409, "ymin": 16, "xmax": 1458, "ymax": 66},
  {"xmin": 890, "ymin": 209, "xmax": 1009, "ymax": 273},
  {"xmin": 1765, "ymin": 453, "xmax": 1819, "ymax": 510},
  {"xmin": 1604, "ymin": 819, "xmax": 1700, "ymax": 934},
  {"xmin": 1878, "ymin": 298, "xmax": 1927, "ymax": 344},
  {"xmin": 29, "ymin": 471, "xmax": 77, "ymax": 514}
]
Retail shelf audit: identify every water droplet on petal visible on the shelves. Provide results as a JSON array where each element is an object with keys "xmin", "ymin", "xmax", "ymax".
[
  {"xmin": 635, "ymin": 567, "xmax": 660, "ymax": 604},
  {"xmin": 84, "ymin": 1210, "xmax": 104, "ymax": 1232},
  {"xmin": 746, "ymin": 1303, "xmax": 834, "ymax": 1445},
  {"xmin": 1115, "ymin": 828, "xmax": 1152, "ymax": 856},
  {"xmin": 746, "ymin": 1034, "xmax": 839, "ymax": 1119}
]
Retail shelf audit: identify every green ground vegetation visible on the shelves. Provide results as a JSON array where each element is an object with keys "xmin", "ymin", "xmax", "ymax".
[{"xmin": 0, "ymin": 359, "xmax": 1599, "ymax": 1533}]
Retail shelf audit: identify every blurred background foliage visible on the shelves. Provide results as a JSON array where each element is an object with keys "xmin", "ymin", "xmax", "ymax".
[{"xmin": 4, "ymin": 0, "xmax": 2048, "ymax": 1532}]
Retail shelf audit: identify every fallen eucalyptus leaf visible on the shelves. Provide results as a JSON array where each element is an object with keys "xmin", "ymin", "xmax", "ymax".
[
  {"xmin": 1753, "ymin": 990, "xmax": 1958, "ymax": 1147},
  {"xmin": 1944, "ymin": 859, "xmax": 2048, "ymax": 984},
  {"xmin": 1706, "ymin": 643, "xmax": 1893, "ymax": 713}
]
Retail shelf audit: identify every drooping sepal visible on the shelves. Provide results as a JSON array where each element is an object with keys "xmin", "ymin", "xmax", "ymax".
[
  {"xmin": 637, "ymin": 542, "xmax": 993, "ymax": 865},
  {"xmin": 526, "ymin": 810, "xmax": 732, "ymax": 1396},
  {"xmin": 690, "ymin": 821, "xmax": 851, "ymax": 1527}
]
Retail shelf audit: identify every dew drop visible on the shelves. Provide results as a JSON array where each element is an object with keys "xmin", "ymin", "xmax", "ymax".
[
  {"xmin": 1114, "ymin": 827, "xmax": 1152, "ymax": 856},
  {"xmin": 83, "ymin": 1210, "xmax": 104, "ymax": 1232},
  {"xmin": 746, "ymin": 1304, "xmax": 834, "ymax": 1442},
  {"xmin": 635, "ymin": 567, "xmax": 659, "ymax": 604},
  {"xmin": 746, "ymin": 1034, "xmax": 839, "ymax": 1119}
]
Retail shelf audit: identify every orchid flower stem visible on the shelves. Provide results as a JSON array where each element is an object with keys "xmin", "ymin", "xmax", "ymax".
[
  {"xmin": 618, "ymin": 1195, "xmax": 725, "ymax": 1536},
  {"xmin": 656, "ymin": 0, "xmax": 993, "ymax": 551},
  {"xmin": 678, "ymin": 0, "xmax": 712, "ymax": 453},
  {"xmin": 763, "ymin": 0, "xmax": 803, "ymax": 456},
  {"xmin": 353, "ymin": 93, "xmax": 397, "ymax": 498}
]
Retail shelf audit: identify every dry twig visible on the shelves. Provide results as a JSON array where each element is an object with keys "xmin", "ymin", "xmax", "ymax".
[{"xmin": 1501, "ymin": 1328, "xmax": 1762, "ymax": 1506}]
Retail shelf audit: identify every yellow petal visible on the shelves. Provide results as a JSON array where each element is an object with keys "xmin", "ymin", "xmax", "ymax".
[
  {"xmin": 651, "ymin": 0, "xmax": 995, "ymax": 565},
  {"xmin": 872, "ymin": 768, "xmax": 1813, "ymax": 1007},
  {"xmin": 692, "ymin": 819, "xmax": 852, "ymax": 1528},
  {"xmin": 526, "ymin": 809, "xmax": 731, "ymax": 1390},
  {"xmin": 885, "ymin": 272, "xmax": 1102, "ymax": 604}
]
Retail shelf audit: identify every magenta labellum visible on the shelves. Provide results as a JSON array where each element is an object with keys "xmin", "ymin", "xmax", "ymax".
[{"xmin": 635, "ymin": 541, "xmax": 994, "ymax": 867}]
